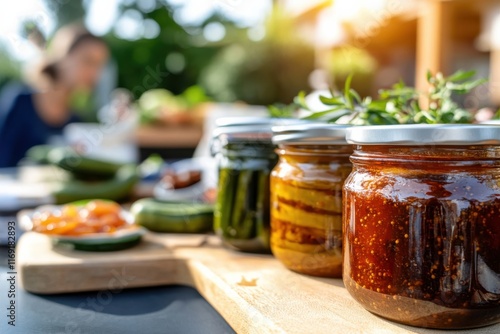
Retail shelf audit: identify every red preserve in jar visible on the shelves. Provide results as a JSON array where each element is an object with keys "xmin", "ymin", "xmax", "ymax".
[{"xmin": 343, "ymin": 124, "xmax": 500, "ymax": 329}]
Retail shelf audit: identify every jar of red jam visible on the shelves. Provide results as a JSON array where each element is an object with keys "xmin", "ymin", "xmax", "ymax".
[
  {"xmin": 343, "ymin": 124, "xmax": 500, "ymax": 329},
  {"xmin": 271, "ymin": 124, "xmax": 352, "ymax": 277}
]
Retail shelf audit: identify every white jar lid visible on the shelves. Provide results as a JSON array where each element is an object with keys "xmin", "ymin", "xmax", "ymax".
[
  {"xmin": 346, "ymin": 124, "xmax": 500, "ymax": 145},
  {"xmin": 272, "ymin": 123, "xmax": 350, "ymax": 145}
]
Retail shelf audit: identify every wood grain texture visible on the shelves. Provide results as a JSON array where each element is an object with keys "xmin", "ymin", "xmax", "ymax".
[
  {"xmin": 17, "ymin": 232, "xmax": 500, "ymax": 334},
  {"xmin": 135, "ymin": 125, "xmax": 202, "ymax": 148}
]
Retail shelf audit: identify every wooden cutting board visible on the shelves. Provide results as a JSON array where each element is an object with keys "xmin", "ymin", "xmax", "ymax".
[{"xmin": 17, "ymin": 232, "xmax": 500, "ymax": 334}]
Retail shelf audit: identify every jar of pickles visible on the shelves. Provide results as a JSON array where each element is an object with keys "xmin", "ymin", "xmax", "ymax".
[
  {"xmin": 343, "ymin": 124, "xmax": 500, "ymax": 329},
  {"xmin": 270, "ymin": 124, "xmax": 352, "ymax": 277},
  {"xmin": 212, "ymin": 118, "xmax": 303, "ymax": 253}
]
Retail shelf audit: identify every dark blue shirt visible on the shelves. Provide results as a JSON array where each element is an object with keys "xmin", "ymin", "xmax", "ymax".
[{"xmin": 0, "ymin": 83, "xmax": 78, "ymax": 167}]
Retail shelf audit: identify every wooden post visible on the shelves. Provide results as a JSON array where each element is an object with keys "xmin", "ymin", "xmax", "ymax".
[
  {"xmin": 490, "ymin": 54, "xmax": 500, "ymax": 105},
  {"xmin": 486, "ymin": 4, "xmax": 500, "ymax": 105},
  {"xmin": 415, "ymin": 0, "xmax": 453, "ymax": 94}
]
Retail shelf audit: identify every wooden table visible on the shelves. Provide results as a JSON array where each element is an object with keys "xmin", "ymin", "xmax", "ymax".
[
  {"xmin": 17, "ymin": 232, "xmax": 500, "ymax": 334},
  {"xmin": 135, "ymin": 125, "xmax": 203, "ymax": 148}
]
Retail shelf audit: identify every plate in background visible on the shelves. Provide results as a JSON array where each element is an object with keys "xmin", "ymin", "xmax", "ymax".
[
  {"xmin": 154, "ymin": 157, "xmax": 217, "ymax": 203},
  {"xmin": 18, "ymin": 205, "xmax": 147, "ymax": 251}
]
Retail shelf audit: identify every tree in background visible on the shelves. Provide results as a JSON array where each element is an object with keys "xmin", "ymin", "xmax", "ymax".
[
  {"xmin": 43, "ymin": 0, "xmax": 314, "ymax": 105},
  {"xmin": 41, "ymin": 0, "xmax": 232, "ymax": 99},
  {"xmin": 0, "ymin": 51, "xmax": 20, "ymax": 90},
  {"xmin": 199, "ymin": 8, "xmax": 315, "ymax": 105},
  {"xmin": 327, "ymin": 46, "xmax": 377, "ymax": 97},
  {"xmin": 105, "ymin": 2, "xmax": 223, "ymax": 98},
  {"xmin": 3, "ymin": 0, "xmax": 315, "ymax": 106},
  {"xmin": 44, "ymin": 0, "xmax": 85, "ymax": 29}
]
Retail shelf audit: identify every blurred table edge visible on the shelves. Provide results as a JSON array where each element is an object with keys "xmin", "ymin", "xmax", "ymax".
[
  {"xmin": 16, "ymin": 233, "xmax": 500, "ymax": 334},
  {"xmin": 135, "ymin": 124, "xmax": 203, "ymax": 148}
]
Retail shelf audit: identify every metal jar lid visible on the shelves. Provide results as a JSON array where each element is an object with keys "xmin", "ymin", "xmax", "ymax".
[
  {"xmin": 272, "ymin": 123, "xmax": 351, "ymax": 145},
  {"xmin": 480, "ymin": 120, "xmax": 500, "ymax": 125},
  {"xmin": 211, "ymin": 118, "xmax": 310, "ymax": 155},
  {"xmin": 213, "ymin": 117, "xmax": 308, "ymax": 139},
  {"xmin": 346, "ymin": 124, "xmax": 500, "ymax": 145}
]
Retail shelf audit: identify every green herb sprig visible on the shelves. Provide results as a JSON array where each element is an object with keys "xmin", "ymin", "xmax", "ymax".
[
  {"xmin": 299, "ymin": 70, "xmax": 486, "ymax": 125},
  {"xmin": 267, "ymin": 103, "xmax": 298, "ymax": 118},
  {"xmin": 297, "ymin": 76, "xmax": 398, "ymax": 125},
  {"xmin": 493, "ymin": 109, "xmax": 500, "ymax": 120}
]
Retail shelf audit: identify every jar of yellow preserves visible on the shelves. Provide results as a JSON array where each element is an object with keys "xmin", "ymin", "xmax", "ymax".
[
  {"xmin": 343, "ymin": 124, "xmax": 500, "ymax": 329},
  {"xmin": 270, "ymin": 124, "xmax": 352, "ymax": 277}
]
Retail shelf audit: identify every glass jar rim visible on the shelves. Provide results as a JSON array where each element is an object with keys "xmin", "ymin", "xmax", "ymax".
[
  {"xmin": 213, "ymin": 117, "xmax": 307, "ymax": 139},
  {"xmin": 276, "ymin": 145, "xmax": 352, "ymax": 157},
  {"xmin": 212, "ymin": 118, "xmax": 308, "ymax": 155},
  {"xmin": 346, "ymin": 124, "xmax": 500, "ymax": 145},
  {"xmin": 272, "ymin": 123, "xmax": 350, "ymax": 145}
]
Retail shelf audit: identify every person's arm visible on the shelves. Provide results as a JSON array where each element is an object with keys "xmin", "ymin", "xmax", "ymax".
[
  {"xmin": 0, "ymin": 115, "xmax": 23, "ymax": 169},
  {"xmin": 0, "ymin": 91, "xmax": 25, "ymax": 168}
]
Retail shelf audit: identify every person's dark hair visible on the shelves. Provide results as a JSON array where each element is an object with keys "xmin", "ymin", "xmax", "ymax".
[
  {"xmin": 39, "ymin": 26, "xmax": 105, "ymax": 82},
  {"xmin": 40, "ymin": 63, "xmax": 59, "ymax": 81},
  {"xmin": 67, "ymin": 32, "xmax": 104, "ymax": 54}
]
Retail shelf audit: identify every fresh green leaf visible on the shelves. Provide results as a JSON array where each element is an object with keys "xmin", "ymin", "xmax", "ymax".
[
  {"xmin": 319, "ymin": 95, "xmax": 344, "ymax": 106},
  {"xmin": 362, "ymin": 96, "xmax": 372, "ymax": 106},
  {"xmin": 367, "ymin": 99, "xmax": 388, "ymax": 110},
  {"xmin": 365, "ymin": 110, "xmax": 399, "ymax": 125},
  {"xmin": 344, "ymin": 74, "xmax": 354, "ymax": 109},
  {"xmin": 293, "ymin": 91, "xmax": 310, "ymax": 110},
  {"xmin": 446, "ymin": 70, "xmax": 475, "ymax": 82},
  {"xmin": 267, "ymin": 103, "xmax": 297, "ymax": 118},
  {"xmin": 349, "ymin": 89, "xmax": 362, "ymax": 104},
  {"xmin": 302, "ymin": 107, "xmax": 345, "ymax": 120},
  {"xmin": 297, "ymin": 69, "xmax": 485, "ymax": 126},
  {"xmin": 414, "ymin": 110, "xmax": 436, "ymax": 123},
  {"xmin": 410, "ymin": 100, "xmax": 421, "ymax": 112},
  {"xmin": 324, "ymin": 109, "xmax": 352, "ymax": 123},
  {"xmin": 427, "ymin": 70, "xmax": 434, "ymax": 83},
  {"xmin": 463, "ymin": 78, "xmax": 487, "ymax": 91},
  {"xmin": 493, "ymin": 109, "xmax": 500, "ymax": 120}
]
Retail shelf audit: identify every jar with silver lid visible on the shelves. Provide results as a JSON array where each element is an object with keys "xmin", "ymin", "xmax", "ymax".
[
  {"xmin": 271, "ymin": 124, "xmax": 352, "ymax": 277},
  {"xmin": 212, "ymin": 117, "xmax": 305, "ymax": 253},
  {"xmin": 343, "ymin": 124, "xmax": 500, "ymax": 329}
]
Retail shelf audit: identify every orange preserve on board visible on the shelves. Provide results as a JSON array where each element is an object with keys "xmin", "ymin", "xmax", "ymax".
[
  {"xmin": 343, "ymin": 124, "xmax": 500, "ymax": 329},
  {"xmin": 270, "ymin": 124, "xmax": 352, "ymax": 277}
]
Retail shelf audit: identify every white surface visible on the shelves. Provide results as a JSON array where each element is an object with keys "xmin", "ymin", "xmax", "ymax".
[
  {"xmin": 193, "ymin": 103, "xmax": 268, "ymax": 158},
  {"xmin": 0, "ymin": 180, "xmax": 53, "ymax": 212},
  {"xmin": 64, "ymin": 121, "xmax": 138, "ymax": 164},
  {"xmin": 154, "ymin": 157, "xmax": 218, "ymax": 202},
  {"xmin": 0, "ymin": 216, "xmax": 23, "ymax": 246}
]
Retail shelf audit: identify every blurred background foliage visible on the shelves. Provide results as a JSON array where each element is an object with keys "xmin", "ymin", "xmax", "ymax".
[
  {"xmin": 327, "ymin": 46, "xmax": 377, "ymax": 97},
  {"xmin": 0, "ymin": 0, "xmax": 316, "ymax": 106},
  {"xmin": 104, "ymin": 2, "xmax": 227, "ymax": 98},
  {"xmin": 0, "ymin": 51, "xmax": 20, "ymax": 90},
  {"xmin": 1, "ymin": 0, "xmax": 496, "ymax": 110},
  {"xmin": 200, "ymin": 9, "xmax": 315, "ymax": 105},
  {"xmin": 46, "ymin": 0, "xmax": 86, "ymax": 28}
]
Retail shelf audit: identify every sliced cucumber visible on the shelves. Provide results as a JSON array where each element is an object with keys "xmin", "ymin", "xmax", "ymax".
[
  {"xmin": 131, "ymin": 198, "xmax": 214, "ymax": 233},
  {"xmin": 52, "ymin": 165, "xmax": 139, "ymax": 204}
]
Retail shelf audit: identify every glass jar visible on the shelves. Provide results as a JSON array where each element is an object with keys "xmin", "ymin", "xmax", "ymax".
[
  {"xmin": 343, "ymin": 124, "xmax": 500, "ymax": 329},
  {"xmin": 212, "ymin": 118, "xmax": 303, "ymax": 253},
  {"xmin": 271, "ymin": 124, "xmax": 352, "ymax": 277}
]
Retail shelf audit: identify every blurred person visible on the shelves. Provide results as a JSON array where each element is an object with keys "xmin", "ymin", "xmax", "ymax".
[{"xmin": 0, "ymin": 24, "xmax": 109, "ymax": 167}]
